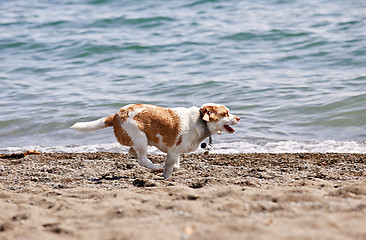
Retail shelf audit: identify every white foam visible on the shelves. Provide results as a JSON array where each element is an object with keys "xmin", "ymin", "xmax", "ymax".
[
  {"xmin": 0, "ymin": 143, "xmax": 162, "ymax": 154},
  {"xmin": 1, "ymin": 140, "xmax": 366, "ymax": 154},
  {"xmin": 206, "ymin": 140, "xmax": 366, "ymax": 154}
]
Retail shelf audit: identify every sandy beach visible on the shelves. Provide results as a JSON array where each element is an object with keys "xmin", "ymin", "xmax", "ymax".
[{"xmin": 1, "ymin": 152, "xmax": 365, "ymax": 240}]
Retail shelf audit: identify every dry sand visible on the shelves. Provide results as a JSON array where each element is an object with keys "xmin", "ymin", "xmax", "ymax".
[{"xmin": 1, "ymin": 152, "xmax": 366, "ymax": 240}]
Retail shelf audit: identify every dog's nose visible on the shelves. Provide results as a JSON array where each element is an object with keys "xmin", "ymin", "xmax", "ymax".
[{"xmin": 235, "ymin": 116, "xmax": 240, "ymax": 122}]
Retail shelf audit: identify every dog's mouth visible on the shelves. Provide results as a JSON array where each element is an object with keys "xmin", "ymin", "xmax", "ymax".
[{"xmin": 224, "ymin": 125, "xmax": 235, "ymax": 133}]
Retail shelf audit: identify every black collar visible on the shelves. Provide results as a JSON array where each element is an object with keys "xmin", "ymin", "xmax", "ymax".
[{"xmin": 199, "ymin": 110, "xmax": 212, "ymax": 151}]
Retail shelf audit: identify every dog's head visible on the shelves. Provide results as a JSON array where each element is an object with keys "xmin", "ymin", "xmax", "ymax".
[{"xmin": 200, "ymin": 103, "xmax": 240, "ymax": 134}]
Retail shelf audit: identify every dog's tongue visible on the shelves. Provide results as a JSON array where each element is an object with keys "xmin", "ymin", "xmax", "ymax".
[{"xmin": 224, "ymin": 125, "xmax": 235, "ymax": 133}]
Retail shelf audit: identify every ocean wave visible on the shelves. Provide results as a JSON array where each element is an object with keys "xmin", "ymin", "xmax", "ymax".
[{"xmin": 1, "ymin": 0, "xmax": 366, "ymax": 150}]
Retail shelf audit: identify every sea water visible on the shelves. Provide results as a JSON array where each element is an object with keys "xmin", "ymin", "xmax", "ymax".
[{"xmin": 1, "ymin": 0, "xmax": 366, "ymax": 153}]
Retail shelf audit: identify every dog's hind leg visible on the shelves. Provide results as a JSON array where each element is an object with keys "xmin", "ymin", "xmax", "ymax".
[
  {"xmin": 163, "ymin": 153, "xmax": 179, "ymax": 179},
  {"xmin": 132, "ymin": 135, "xmax": 162, "ymax": 171},
  {"xmin": 122, "ymin": 122, "xmax": 161, "ymax": 171},
  {"xmin": 135, "ymin": 148, "xmax": 162, "ymax": 171}
]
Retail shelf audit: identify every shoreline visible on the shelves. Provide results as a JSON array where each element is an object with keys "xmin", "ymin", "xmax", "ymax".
[
  {"xmin": 2, "ymin": 140, "xmax": 366, "ymax": 155},
  {"xmin": 1, "ymin": 153, "xmax": 366, "ymax": 239}
]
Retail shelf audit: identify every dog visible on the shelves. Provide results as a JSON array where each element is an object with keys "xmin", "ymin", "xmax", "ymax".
[{"xmin": 71, "ymin": 103, "xmax": 240, "ymax": 179}]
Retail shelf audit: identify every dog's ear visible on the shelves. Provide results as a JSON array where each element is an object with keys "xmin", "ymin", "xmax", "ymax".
[{"xmin": 202, "ymin": 112, "xmax": 210, "ymax": 121}]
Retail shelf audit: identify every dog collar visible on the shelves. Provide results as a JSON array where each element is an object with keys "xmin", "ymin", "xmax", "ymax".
[{"xmin": 199, "ymin": 110, "xmax": 212, "ymax": 154}]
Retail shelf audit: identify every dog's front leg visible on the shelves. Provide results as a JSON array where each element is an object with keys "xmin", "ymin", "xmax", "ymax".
[
  {"xmin": 173, "ymin": 156, "xmax": 180, "ymax": 172},
  {"xmin": 163, "ymin": 153, "xmax": 179, "ymax": 179}
]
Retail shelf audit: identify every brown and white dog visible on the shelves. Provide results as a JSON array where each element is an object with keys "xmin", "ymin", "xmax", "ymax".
[{"xmin": 71, "ymin": 103, "xmax": 240, "ymax": 178}]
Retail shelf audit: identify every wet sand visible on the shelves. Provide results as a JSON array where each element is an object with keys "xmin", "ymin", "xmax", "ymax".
[{"xmin": 1, "ymin": 152, "xmax": 366, "ymax": 240}]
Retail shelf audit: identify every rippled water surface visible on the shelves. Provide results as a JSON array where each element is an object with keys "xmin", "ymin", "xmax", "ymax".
[{"xmin": 1, "ymin": 0, "xmax": 366, "ymax": 153}]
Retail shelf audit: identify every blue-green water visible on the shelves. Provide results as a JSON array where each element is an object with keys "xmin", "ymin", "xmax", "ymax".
[{"xmin": 1, "ymin": 0, "xmax": 366, "ymax": 153}]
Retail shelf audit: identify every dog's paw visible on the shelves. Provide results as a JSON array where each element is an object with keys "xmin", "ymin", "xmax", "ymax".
[{"xmin": 162, "ymin": 171, "xmax": 173, "ymax": 179}]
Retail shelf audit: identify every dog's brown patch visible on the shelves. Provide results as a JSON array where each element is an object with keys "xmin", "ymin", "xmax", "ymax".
[
  {"xmin": 200, "ymin": 105, "xmax": 229, "ymax": 122},
  {"xmin": 133, "ymin": 106, "xmax": 181, "ymax": 147},
  {"xmin": 111, "ymin": 109, "xmax": 132, "ymax": 146},
  {"xmin": 176, "ymin": 135, "xmax": 183, "ymax": 146},
  {"xmin": 104, "ymin": 114, "xmax": 115, "ymax": 127}
]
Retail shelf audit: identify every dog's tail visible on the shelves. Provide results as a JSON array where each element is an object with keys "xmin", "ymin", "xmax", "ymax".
[{"xmin": 71, "ymin": 115, "xmax": 115, "ymax": 132}]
